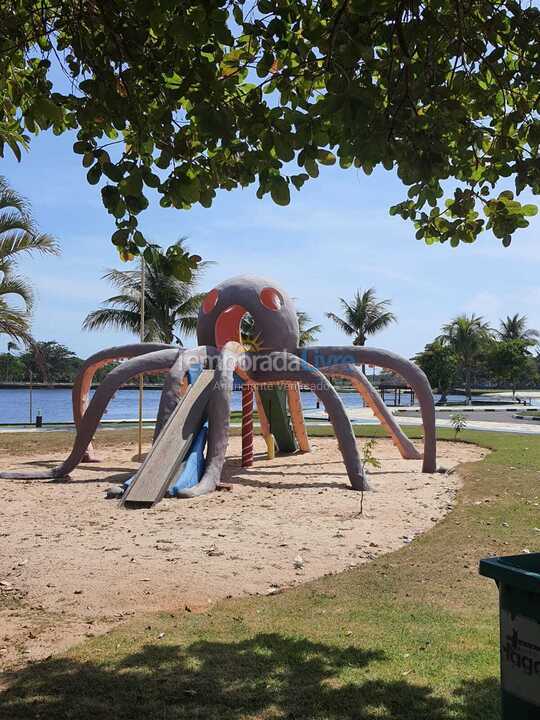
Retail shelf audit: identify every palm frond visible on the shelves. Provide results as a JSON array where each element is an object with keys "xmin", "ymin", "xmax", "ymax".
[
  {"xmin": 365, "ymin": 310, "xmax": 397, "ymax": 334},
  {"xmin": 102, "ymin": 294, "xmax": 140, "ymax": 311},
  {"xmin": 174, "ymin": 292, "xmax": 205, "ymax": 317},
  {"xmin": 82, "ymin": 308, "xmax": 140, "ymax": 334},
  {"xmin": 0, "ymin": 230, "xmax": 59, "ymax": 261},
  {"xmin": 0, "ymin": 273, "xmax": 34, "ymax": 310},
  {"xmin": 0, "ymin": 210, "xmax": 34, "ymax": 236},
  {"xmin": 84, "ymin": 245, "xmax": 211, "ymax": 341},
  {"xmin": 101, "ymin": 268, "xmax": 141, "ymax": 293},
  {"xmin": 176, "ymin": 315, "xmax": 199, "ymax": 337},
  {"xmin": 325, "ymin": 311, "xmax": 355, "ymax": 337},
  {"xmin": 498, "ymin": 313, "xmax": 539, "ymax": 342},
  {"xmin": 0, "ymin": 300, "xmax": 32, "ymax": 343},
  {"xmin": 0, "ymin": 176, "xmax": 29, "ymax": 216},
  {"xmin": 142, "ymin": 317, "xmax": 166, "ymax": 343}
]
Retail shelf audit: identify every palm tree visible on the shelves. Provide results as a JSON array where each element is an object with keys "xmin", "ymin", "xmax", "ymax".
[
  {"xmin": 438, "ymin": 314, "xmax": 493, "ymax": 404},
  {"xmin": 498, "ymin": 314, "xmax": 539, "ymax": 345},
  {"xmin": 297, "ymin": 311, "xmax": 321, "ymax": 347},
  {"xmin": 82, "ymin": 239, "xmax": 211, "ymax": 344},
  {"xmin": 326, "ymin": 288, "xmax": 396, "ymax": 372},
  {"xmin": 20, "ymin": 341, "xmax": 83, "ymax": 383},
  {"xmin": 326, "ymin": 288, "xmax": 396, "ymax": 346},
  {"xmin": 0, "ymin": 176, "xmax": 59, "ymax": 342}
]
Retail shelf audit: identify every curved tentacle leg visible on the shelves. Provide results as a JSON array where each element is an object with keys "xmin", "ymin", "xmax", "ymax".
[
  {"xmin": 300, "ymin": 346, "xmax": 436, "ymax": 473},
  {"xmin": 153, "ymin": 346, "xmax": 219, "ymax": 442},
  {"xmin": 321, "ymin": 364, "xmax": 421, "ymax": 460},
  {"xmin": 246, "ymin": 352, "xmax": 368, "ymax": 491},
  {"xmin": 1, "ymin": 349, "xmax": 180, "ymax": 480},
  {"xmin": 177, "ymin": 342, "xmax": 244, "ymax": 498},
  {"xmin": 72, "ymin": 343, "xmax": 174, "ymax": 461}
]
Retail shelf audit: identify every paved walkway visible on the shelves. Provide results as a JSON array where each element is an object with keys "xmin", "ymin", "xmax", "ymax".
[
  {"xmin": 404, "ymin": 404, "xmax": 521, "ymax": 413},
  {"xmin": 304, "ymin": 407, "xmax": 540, "ymax": 435},
  {"xmin": 1, "ymin": 409, "xmax": 539, "ymax": 436}
]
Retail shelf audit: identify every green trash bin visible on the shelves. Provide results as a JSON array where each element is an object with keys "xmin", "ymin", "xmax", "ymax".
[{"xmin": 479, "ymin": 553, "xmax": 540, "ymax": 718}]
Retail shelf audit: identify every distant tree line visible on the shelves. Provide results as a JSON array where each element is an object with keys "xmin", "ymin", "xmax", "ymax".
[
  {"xmin": 0, "ymin": 341, "xmax": 164, "ymax": 386},
  {"xmin": 414, "ymin": 314, "xmax": 539, "ymax": 403}
]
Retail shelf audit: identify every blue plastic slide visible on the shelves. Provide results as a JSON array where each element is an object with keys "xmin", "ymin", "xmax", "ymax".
[{"xmin": 167, "ymin": 423, "xmax": 208, "ymax": 496}]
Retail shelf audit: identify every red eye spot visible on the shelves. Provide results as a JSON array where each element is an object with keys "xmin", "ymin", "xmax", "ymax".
[
  {"xmin": 260, "ymin": 287, "xmax": 282, "ymax": 311},
  {"xmin": 202, "ymin": 288, "xmax": 219, "ymax": 314}
]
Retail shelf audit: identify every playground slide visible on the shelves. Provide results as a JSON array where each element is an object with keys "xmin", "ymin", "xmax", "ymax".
[
  {"xmin": 122, "ymin": 370, "xmax": 215, "ymax": 508},
  {"xmin": 168, "ymin": 423, "xmax": 208, "ymax": 496},
  {"xmin": 259, "ymin": 386, "xmax": 297, "ymax": 453}
]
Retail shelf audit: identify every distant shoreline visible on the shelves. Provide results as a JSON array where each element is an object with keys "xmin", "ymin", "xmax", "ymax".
[{"xmin": 0, "ymin": 382, "xmax": 164, "ymax": 390}]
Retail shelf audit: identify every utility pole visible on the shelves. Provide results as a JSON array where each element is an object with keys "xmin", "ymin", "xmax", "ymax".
[
  {"xmin": 137, "ymin": 256, "xmax": 145, "ymax": 460},
  {"xmin": 28, "ymin": 369, "xmax": 33, "ymax": 424}
]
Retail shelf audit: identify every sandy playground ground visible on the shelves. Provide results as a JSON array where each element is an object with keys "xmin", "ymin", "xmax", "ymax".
[{"xmin": 0, "ymin": 431, "xmax": 484, "ymax": 671}]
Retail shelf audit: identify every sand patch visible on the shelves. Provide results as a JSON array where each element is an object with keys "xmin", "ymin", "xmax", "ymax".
[{"xmin": 0, "ymin": 435, "xmax": 484, "ymax": 670}]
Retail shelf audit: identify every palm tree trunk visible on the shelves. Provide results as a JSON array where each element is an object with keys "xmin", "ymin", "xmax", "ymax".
[{"xmin": 465, "ymin": 368, "xmax": 472, "ymax": 405}]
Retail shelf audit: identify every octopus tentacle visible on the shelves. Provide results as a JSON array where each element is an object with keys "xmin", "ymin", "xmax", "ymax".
[
  {"xmin": 246, "ymin": 352, "xmax": 368, "ymax": 491},
  {"xmin": 320, "ymin": 364, "xmax": 421, "ymax": 460},
  {"xmin": 0, "ymin": 349, "xmax": 180, "ymax": 480},
  {"xmin": 176, "ymin": 342, "xmax": 244, "ymax": 498},
  {"xmin": 72, "ymin": 343, "xmax": 174, "ymax": 461},
  {"xmin": 300, "ymin": 346, "xmax": 436, "ymax": 473}
]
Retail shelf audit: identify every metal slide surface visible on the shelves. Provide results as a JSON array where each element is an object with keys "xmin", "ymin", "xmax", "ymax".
[{"xmin": 122, "ymin": 370, "xmax": 215, "ymax": 508}]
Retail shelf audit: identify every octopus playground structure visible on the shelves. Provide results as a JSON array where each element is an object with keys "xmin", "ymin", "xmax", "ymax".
[{"xmin": 0, "ymin": 276, "xmax": 437, "ymax": 507}]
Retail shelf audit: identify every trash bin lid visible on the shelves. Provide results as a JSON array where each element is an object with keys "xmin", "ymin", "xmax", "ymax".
[{"xmin": 479, "ymin": 553, "xmax": 540, "ymax": 595}]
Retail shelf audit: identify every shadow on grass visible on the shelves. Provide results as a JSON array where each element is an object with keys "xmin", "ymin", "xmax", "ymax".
[{"xmin": 0, "ymin": 633, "xmax": 500, "ymax": 720}]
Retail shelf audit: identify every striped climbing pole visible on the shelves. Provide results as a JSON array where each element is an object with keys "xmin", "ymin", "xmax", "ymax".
[{"xmin": 241, "ymin": 383, "xmax": 254, "ymax": 467}]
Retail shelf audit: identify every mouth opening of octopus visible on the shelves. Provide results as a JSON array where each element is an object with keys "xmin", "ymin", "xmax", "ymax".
[{"xmin": 215, "ymin": 304, "xmax": 249, "ymax": 348}]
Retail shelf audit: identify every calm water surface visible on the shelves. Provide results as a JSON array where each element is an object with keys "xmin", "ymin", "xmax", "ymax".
[
  {"xmin": 0, "ymin": 386, "xmax": 423, "ymax": 424},
  {"xmin": 0, "ymin": 386, "xmax": 520, "ymax": 425}
]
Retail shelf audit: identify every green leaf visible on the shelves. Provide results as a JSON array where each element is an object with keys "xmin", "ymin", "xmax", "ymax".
[
  {"xmin": 291, "ymin": 173, "xmax": 309, "ymax": 191},
  {"xmin": 119, "ymin": 173, "xmax": 143, "ymax": 196},
  {"xmin": 305, "ymin": 158, "xmax": 319, "ymax": 178},
  {"xmin": 274, "ymin": 135, "xmax": 295, "ymax": 162},
  {"xmin": 270, "ymin": 176, "xmax": 290, "ymax": 206},
  {"xmin": 142, "ymin": 169, "xmax": 160, "ymax": 188},
  {"xmin": 74, "ymin": 140, "xmax": 91, "ymax": 154},
  {"xmin": 32, "ymin": 97, "xmax": 63, "ymax": 125},
  {"xmin": 102, "ymin": 163, "xmax": 124, "ymax": 181},
  {"xmin": 82, "ymin": 151, "xmax": 94, "ymax": 168},
  {"xmin": 317, "ymin": 150, "xmax": 336, "ymax": 166},
  {"xmin": 133, "ymin": 230, "xmax": 146, "ymax": 247},
  {"xmin": 87, "ymin": 164, "xmax": 102, "ymax": 185},
  {"xmin": 111, "ymin": 229, "xmax": 129, "ymax": 246}
]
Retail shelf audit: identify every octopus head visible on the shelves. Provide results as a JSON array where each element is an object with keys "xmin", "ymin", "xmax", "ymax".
[{"xmin": 197, "ymin": 275, "xmax": 299, "ymax": 352}]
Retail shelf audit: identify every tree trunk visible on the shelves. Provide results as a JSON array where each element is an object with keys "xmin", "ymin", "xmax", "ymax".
[{"xmin": 465, "ymin": 368, "xmax": 472, "ymax": 405}]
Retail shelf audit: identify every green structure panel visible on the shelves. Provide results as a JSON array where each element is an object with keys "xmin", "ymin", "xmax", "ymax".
[{"xmin": 259, "ymin": 386, "xmax": 297, "ymax": 453}]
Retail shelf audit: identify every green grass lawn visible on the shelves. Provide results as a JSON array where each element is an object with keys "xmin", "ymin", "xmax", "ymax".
[{"xmin": 2, "ymin": 427, "xmax": 540, "ymax": 719}]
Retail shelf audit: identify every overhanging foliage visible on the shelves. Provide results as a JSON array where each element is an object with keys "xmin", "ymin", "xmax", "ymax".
[{"xmin": 1, "ymin": 1, "xmax": 539, "ymax": 274}]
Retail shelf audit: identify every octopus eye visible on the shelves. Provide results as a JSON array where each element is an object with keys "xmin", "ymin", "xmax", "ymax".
[
  {"xmin": 259, "ymin": 287, "xmax": 283, "ymax": 311},
  {"xmin": 202, "ymin": 288, "xmax": 219, "ymax": 314}
]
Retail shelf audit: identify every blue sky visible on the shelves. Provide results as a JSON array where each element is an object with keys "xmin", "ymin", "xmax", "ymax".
[{"xmin": 2, "ymin": 128, "xmax": 539, "ymax": 359}]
